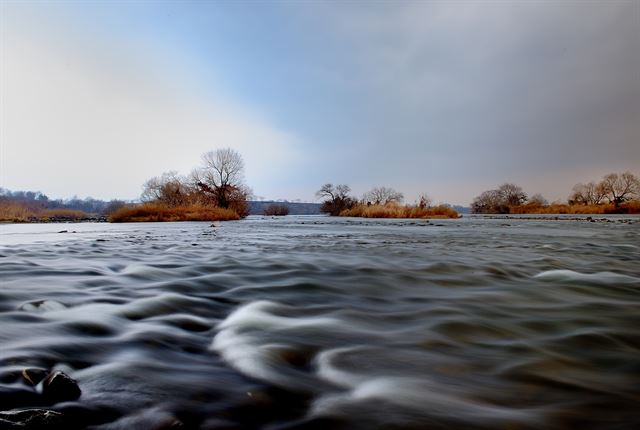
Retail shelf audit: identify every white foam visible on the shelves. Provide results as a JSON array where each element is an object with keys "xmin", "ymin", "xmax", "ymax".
[
  {"xmin": 19, "ymin": 300, "xmax": 67, "ymax": 312},
  {"xmin": 312, "ymin": 348, "xmax": 536, "ymax": 423},
  {"xmin": 120, "ymin": 263, "xmax": 172, "ymax": 280},
  {"xmin": 217, "ymin": 300, "xmax": 340, "ymax": 331},
  {"xmin": 534, "ymin": 270, "xmax": 640, "ymax": 284},
  {"xmin": 211, "ymin": 300, "xmax": 341, "ymax": 387}
]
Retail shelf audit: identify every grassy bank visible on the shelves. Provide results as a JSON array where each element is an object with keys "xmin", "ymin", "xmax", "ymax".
[
  {"xmin": 340, "ymin": 203, "xmax": 459, "ymax": 219},
  {"xmin": 108, "ymin": 203, "xmax": 240, "ymax": 222},
  {"xmin": 508, "ymin": 201, "xmax": 640, "ymax": 215},
  {"xmin": 0, "ymin": 202, "xmax": 90, "ymax": 222}
]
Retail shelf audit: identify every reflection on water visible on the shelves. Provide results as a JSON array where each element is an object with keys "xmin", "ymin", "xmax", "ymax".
[{"xmin": 1, "ymin": 215, "xmax": 639, "ymax": 429}]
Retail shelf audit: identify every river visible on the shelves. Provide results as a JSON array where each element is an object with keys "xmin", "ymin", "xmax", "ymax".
[{"xmin": 1, "ymin": 215, "xmax": 639, "ymax": 429}]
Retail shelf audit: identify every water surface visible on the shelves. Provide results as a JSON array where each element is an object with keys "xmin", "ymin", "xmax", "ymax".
[{"xmin": 1, "ymin": 216, "xmax": 639, "ymax": 429}]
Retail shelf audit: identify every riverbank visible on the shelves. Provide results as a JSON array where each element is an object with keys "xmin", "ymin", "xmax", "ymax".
[
  {"xmin": 499, "ymin": 201, "xmax": 640, "ymax": 215},
  {"xmin": 0, "ymin": 203, "xmax": 103, "ymax": 223}
]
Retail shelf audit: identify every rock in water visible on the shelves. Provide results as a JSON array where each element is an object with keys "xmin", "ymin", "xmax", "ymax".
[
  {"xmin": 21, "ymin": 368, "xmax": 49, "ymax": 387},
  {"xmin": 0, "ymin": 409, "xmax": 63, "ymax": 429},
  {"xmin": 41, "ymin": 371, "xmax": 81, "ymax": 403}
]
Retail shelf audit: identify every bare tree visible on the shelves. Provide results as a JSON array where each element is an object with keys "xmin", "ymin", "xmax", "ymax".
[
  {"xmin": 141, "ymin": 171, "xmax": 192, "ymax": 206},
  {"xmin": 497, "ymin": 183, "xmax": 527, "ymax": 206},
  {"xmin": 264, "ymin": 203, "xmax": 289, "ymax": 216},
  {"xmin": 528, "ymin": 193, "xmax": 548, "ymax": 206},
  {"xmin": 316, "ymin": 183, "xmax": 355, "ymax": 215},
  {"xmin": 192, "ymin": 148, "xmax": 250, "ymax": 215},
  {"xmin": 316, "ymin": 183, "xmax": 350, "ymax": 201},
  {"xmin": 598, "ymin": 172, "xmax": 639, "ymax": 207},
  {"xmin": 569, "ymin": 182, "xmax": 606, "ymax": 205},
  {"xmin": 363, "ymin": 186, "xmax": 404, "ymax": 205},
  {"xmin": 471, "ymin": 183, "xmax": 527, "ymax": 213},
  {"xmin": 471, "ymin": 189, "xmax": 504, "ymax": 213}
]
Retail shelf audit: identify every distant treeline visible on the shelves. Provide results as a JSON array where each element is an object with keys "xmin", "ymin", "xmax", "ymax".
[
  {"xmin": 0, "ymin": 188, "xmax": 127, "ymax": 214},
  {"xmin": 4, "ymin": 169, "xmax": 637, "ymax": 223},
  {"xmin": 0, "ymin": 189, "xmax": 320, "ymax": 222},
  {"xmin": 471, "ymin": 171, "xmax": 640, "ymax": 214},
  {"xmin": 0, "ymin": 188, "xmax": 127, "ymax": 222}
]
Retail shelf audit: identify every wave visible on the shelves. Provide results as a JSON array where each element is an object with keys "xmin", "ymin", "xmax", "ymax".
[{"xmin": 533, "ymin": 269, "xmax": 640, "ymax": 284}]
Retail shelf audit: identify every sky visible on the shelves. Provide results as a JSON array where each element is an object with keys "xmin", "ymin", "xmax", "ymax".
[{"xmin": 1, "ymin": 0, "xmax": 638, "ymax": 205}]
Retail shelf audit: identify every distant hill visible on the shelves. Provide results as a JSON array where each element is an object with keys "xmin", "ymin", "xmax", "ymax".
[{"xmin": 248, "ymin": 201, "xmax": 322, "ymax": 215}]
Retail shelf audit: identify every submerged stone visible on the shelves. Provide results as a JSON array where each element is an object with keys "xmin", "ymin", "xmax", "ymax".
[
  {"xmin": 21, "ymin": 368, "xmax": 48, "ymax": 387},
  {"xmin": 41, "ymin": 371, "xmax": 81, "ymax": 403},
  {"xmin": 0, "ymin": 409, "xmax": 63, "ymax": 429}
]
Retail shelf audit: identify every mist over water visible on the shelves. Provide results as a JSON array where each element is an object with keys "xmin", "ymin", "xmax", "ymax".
[{"xmin": 1, "ymin": 216, "xmax": 639, "ymax": 429}]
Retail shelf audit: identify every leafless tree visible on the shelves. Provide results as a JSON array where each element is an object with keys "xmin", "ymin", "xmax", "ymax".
[
  {"xmin": 316, "ymin": 183, "xmax": 356, "ymax": 215},
  {"xmin": 598, "ymin": 172, "xmax": 639, "ymax": 207},
  {"xmin": 528, "ymin": 193, "xmax": 548, "ymax": 206},
  {"xmin": 497, "ymin": 183, "xmax": 527, "ymax": 206},
  {"xmin": 471, "ymin": 189, "xmax": 504, "ymax": 213},
  {"xmin": 316, "ymin": 183, "xmax": 351, "ymax": 201},
  {"xmin": 264, "ymin": 203, "xmax": 289, "ymax": 216},
  {"xmin": 472, "ymin": 183, "xmax": 527, "ymax": 213},
  {"xmin": 569, "ymin": 182, "xmax": 606, "ymax": 205},
  {"xmin": 192, "ymin": 148, "xmax": 250, "ymax": 215},
  {"xmin": 141, "ymin": 171, "xmax": 192, "ymax": 206},
  {"xmin": 363, "ymin": 186, "xmax": 404, "ymax": 205}
]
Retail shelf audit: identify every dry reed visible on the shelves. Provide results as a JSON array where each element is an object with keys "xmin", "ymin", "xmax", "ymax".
[
  {"xmin": 108, "ymin": 203, "xmax": 240, "ymax": 222},
  {"xmin": 340, "ymin": 203, "xmax": 459, "ymax": 219}
]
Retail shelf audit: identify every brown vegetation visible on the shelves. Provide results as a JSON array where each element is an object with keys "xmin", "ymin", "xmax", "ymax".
[
  {"xmin": 509, "ymin": 201, "xmax": 640, "ymax": 215},
  {"xmin": 316, "ymin": 183, "xmax": 357, "ymax": 216},
  {"xmin": 340, "ymin": 203, "xmax": 459, "ymax": 219},
  {"xmin": 0, "ymin": 201, "xmax": 89, "ymax": 222},
  {"xmin": 263, "ymin": 203, "xmax": 290, "ymax": 216},
  {"xmin": 473, "ymin": 172, "xmax": 639, "ymax": 214},
  {"xmin": 108, "ymin": 203, "xmax": 240, "ymax": 223},
  {"xmin": 131, "ymin": 148, "xmax": 250, "ymax": 222}
]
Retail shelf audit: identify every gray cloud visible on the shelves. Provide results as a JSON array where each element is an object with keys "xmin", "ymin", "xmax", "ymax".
[{"xmin": 1, "ymin": 1, "xmax": 637, "ymax": 205}]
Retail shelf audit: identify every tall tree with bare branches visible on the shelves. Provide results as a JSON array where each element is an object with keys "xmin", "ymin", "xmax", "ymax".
[{"xmin": 192, "ymin": 148, "xmax": 250, "ymax": 216}]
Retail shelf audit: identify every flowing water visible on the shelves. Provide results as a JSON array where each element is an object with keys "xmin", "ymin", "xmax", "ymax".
[{"xmin": 1, "ymin": 216, "xmax": 639, "ymax": 429}]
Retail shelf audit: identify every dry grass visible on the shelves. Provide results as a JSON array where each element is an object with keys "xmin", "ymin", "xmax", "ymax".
[
  {"xmin": 340, "ymin": 203, "xmax": 459, "ymax": 219},
  {"xmin": 0, "ymin": 201, "xmax": 89, "ymax": 222},
  {"xmin": 0, "ymin": 201, "xmax": 35, "ymax": 222},
  {"xmin": 108, "ymin": 203, "xmax": 240, "ymax": 222},
  {"xmin": 40, "ymin": 208, "xmax": 88, "ymax": 220},
  {"xmin": 509, "ymin": 202, "xmax": 640, "ymax": 214}
]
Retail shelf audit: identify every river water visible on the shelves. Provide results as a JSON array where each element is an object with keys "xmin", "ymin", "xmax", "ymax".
[{"xmin": 1, "ymin": 216, "xmax": 639, "ymax": 429}]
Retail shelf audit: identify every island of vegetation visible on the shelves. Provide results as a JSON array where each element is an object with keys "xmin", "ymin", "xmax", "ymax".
[
  {"xmin": 315, "ymin": 184, "xmax": 459, "ymax": 219},
  {"xmin": 470, "ymin": 172, "xmax": 640, "ymax": 214},
  {"xmin": 109, "ymin": 148, "xmax": 250, "ymax": 222}
]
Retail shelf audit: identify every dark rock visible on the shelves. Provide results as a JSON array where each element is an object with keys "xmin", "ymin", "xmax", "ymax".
[
  {"xmin": 41, "ymin": 371, "xmax": 81, "ymax": 403},
  {"xmin": 57, "ymin": 230, "xmax": 68, "ymax": 233},
  {"xmin": 0, "ymin": 409, "xmax": 63, "ymax": 429},
  {"xmin": 22, "ymin": 368, "xmax": 49, "ymax": 387}
]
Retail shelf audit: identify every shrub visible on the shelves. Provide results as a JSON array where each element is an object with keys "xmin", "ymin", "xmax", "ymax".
[
  {"xmin": 264, "ymin": 204, "xmax": 290, "ymax": 216},
  {"xmin": 508, "ymin": 202, "xmax": 640, "ymax": 215},
  {"xmin": 339, "ymin": 203, "xmax": 458, "ymax": 219},
  {"xmin": 108, "ymin": 203, "xmax": 240, "ymax": 222}
]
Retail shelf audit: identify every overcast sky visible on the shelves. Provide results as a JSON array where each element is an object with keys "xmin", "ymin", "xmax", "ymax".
[{"xmin": 1, "ymin": 0, "xmax": 638, "ymax": 205}]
